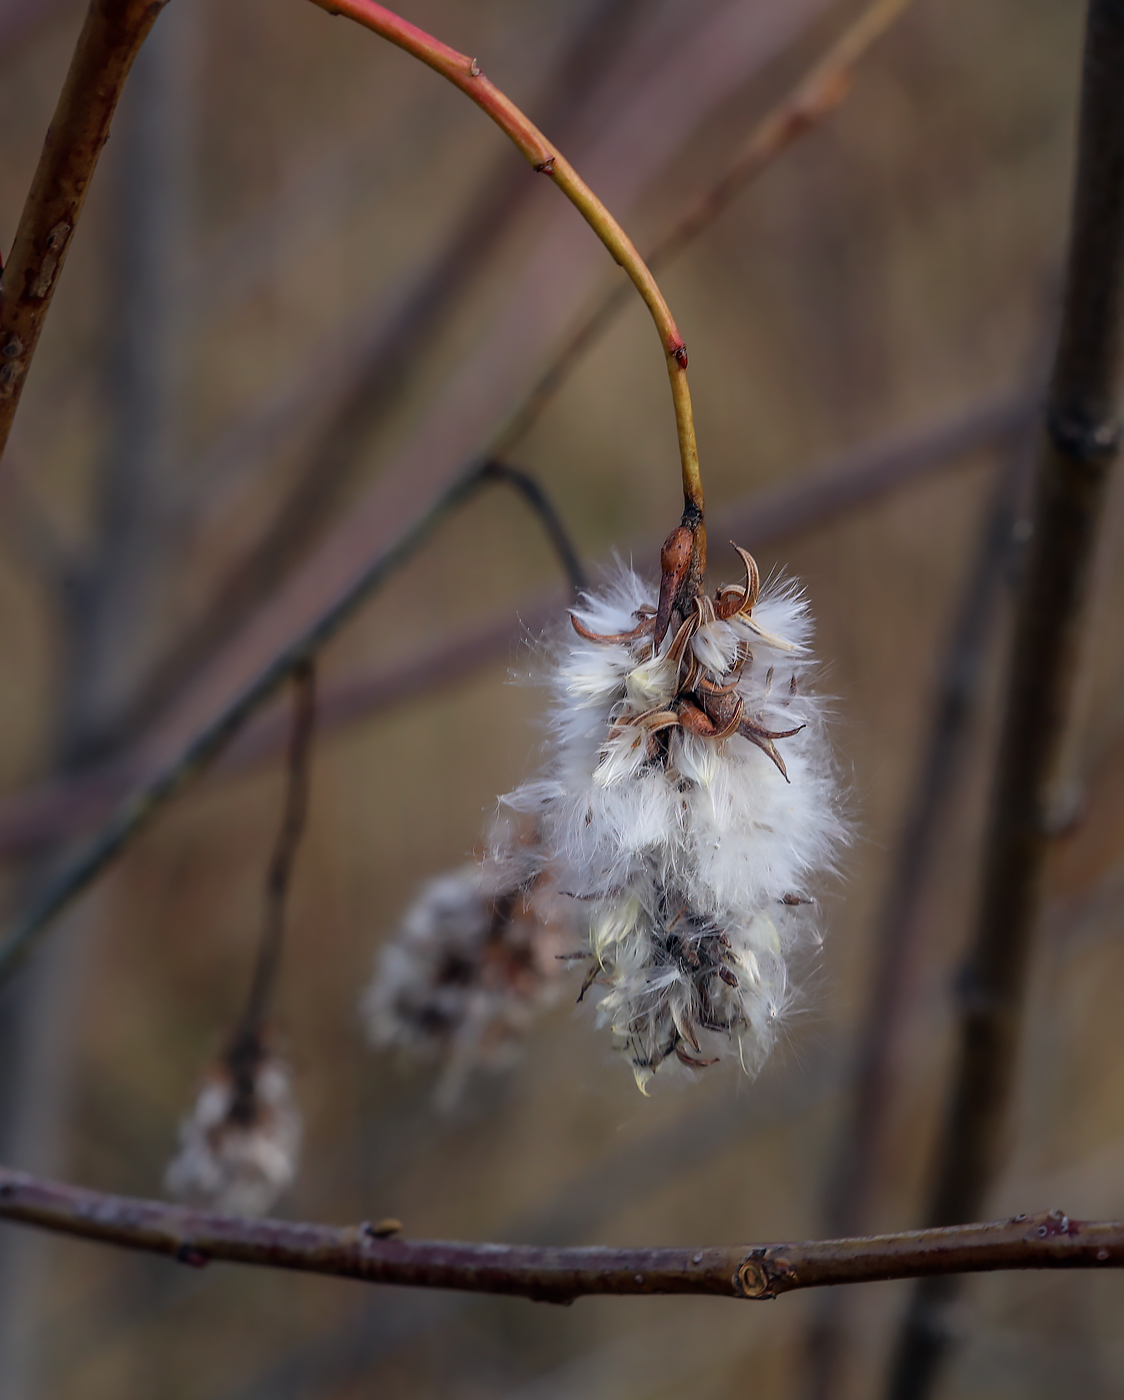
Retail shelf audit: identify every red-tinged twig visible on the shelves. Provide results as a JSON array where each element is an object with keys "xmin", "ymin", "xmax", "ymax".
[
  {"xmin": 306, "ymin": 0, "xmax": 705, "ymax": 551},
  {"xmin": 0, "ymin": 392, "xmax": 1031, "ymax": 873},
  {"xmin": 0, "ymin": 0, "xmax": 166, "ymax": 463},
  {"xmin": 886, "ymin": 4, "xmax": 1124, "ymax": 1397},
  {"xmin": 0, "ymin": 1168, "xmax": 1121, "ymax": 1302}
]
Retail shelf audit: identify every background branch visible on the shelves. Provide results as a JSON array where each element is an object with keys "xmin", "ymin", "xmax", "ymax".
[
  {"xmin": 0, "ymin": 0, "xmax": 165, "ymax": 461},
  {"xmin": 887, "ymin": 3, "xmax": 1124, "ymax": 1394}
]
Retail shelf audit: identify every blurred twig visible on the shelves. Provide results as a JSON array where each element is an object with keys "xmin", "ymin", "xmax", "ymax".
[
  {"xmin": 0, "ymin": 0, "xmax": 165, "ymax": 463},
  {"xmin": 478, "ymin": 460, "xmax": 587, "ymax": 596},
  {"xmin": 229, "ymin": 664, "xmax": 317, "ymax": 1081},
  {"xmin": 0, "ymin": 459, "xmax": 581, "ymax": 983},
  {"xmin": 0, "ymin": 1169, "xmax": 1121, "ymax": 1302},
  {"xmin": 120, "ymin": 0, "xmax": 645, "ymax": 743},
  {"xmin": 886, "ymin": 4, "xmax": 1124, "ymax": 1396}
]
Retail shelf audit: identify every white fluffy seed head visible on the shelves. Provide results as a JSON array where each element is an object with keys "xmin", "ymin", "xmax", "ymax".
[
  {"xmin": 504, "ymin": 557, "xmax": 845, "ymax": 1091},
  {"xmin": 164, "ymin": 1054, "xmax": 301, "ymax": 1216}
]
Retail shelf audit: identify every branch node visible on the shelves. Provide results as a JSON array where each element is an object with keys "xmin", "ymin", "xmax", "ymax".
[
  {"xmin": 468, "ymin": 57, "xmax": 480, "ymax": 77},
  {"xmin": 1045, "ymin": 407, "xmax": 1121, "ymax": 465},
  {"xmin": 671, "ymin": 341, "xmax": 688, "ymax": 369},
  {"xmin": 736, "ymin": 1252, "xmax": 775, "ymax": 1299},
  {"xmin": 534, "ymin": 156, "xmax": 556, "ymax": 175}
]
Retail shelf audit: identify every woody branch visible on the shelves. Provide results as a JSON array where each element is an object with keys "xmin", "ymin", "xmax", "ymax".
[
  {"xmin": 0, "ymin": 1167, "xmax": 1120, "ymax": 1304},
  {"xmin": 0, "ymin": 0, "xmax": 166, "ymax": 461}
]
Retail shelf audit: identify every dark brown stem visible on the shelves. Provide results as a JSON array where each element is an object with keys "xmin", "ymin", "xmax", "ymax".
[
  {"xmin": 805, "ymin": 402, "xmax": 1038, "ymax": 1400},
  {"xmin": 227, "ymin": 664, "xmax": 317, "ymax": 1111},
  {"xmin": 478, "ymin": 459, "xmax": 587, "ymax": 596},
  {"xmin": 0, "ymin": 1169, "xmax": 1120, "ymax": 1303},
  {"xmin": 887, "ymin": 5, "xmax": 1124, "ymax": 1396},
  {"xmin": 0, "ymin": 0, "xmax": 166, "ymax": 462}
]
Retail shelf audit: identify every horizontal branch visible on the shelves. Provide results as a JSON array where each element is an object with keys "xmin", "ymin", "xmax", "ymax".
[
  {"xmin": 0, "ymin": 1167, "xmax": 1121, "ymax": 1303},
  {"xmin": 0, "ymin": 0, "xmax": 166, "ymax": 461}
]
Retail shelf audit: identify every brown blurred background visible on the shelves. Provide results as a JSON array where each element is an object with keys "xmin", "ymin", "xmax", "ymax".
[{"xmin": 2, "ymin": 0, "xmax": 1124, "ymax": 1396}]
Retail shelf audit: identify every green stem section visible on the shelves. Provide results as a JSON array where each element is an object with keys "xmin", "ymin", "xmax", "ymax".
[{"xmin": 309, "ymin": 0, "xmax": 705, "ymax": 561}]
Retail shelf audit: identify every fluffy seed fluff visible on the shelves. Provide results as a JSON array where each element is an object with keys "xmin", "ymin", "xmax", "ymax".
[
  {"xmin": 164, "ymin": 1052, "xmax": 301, "ymax": 1215},
  {"xmin": 363, "ymin": 817, "xmax": 579, "ymax": 1106},
  {"xmin": 502, "ymin": 546, "xmax": 845, "ymax": 1092}
]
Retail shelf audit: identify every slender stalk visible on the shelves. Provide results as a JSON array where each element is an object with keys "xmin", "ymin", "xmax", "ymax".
[
  {"xmin": 887, "ymin": 4, "xmax": 1124, "ymax": 1396},
  {"xmin": 307, "ymin": 0, "xmax": 704, "ymax": 548},
  {"xmin": 0, "ymin": 0, "xmax": 166, "ymax": 463},
  {"xmin": 233, "ymin": 664, "xmax": 317, "ymax": 1048},
  {"xmin": 0, "ymin": 470, "xmax": 482, "ymax": 988},
  {"xmin": 0, "ymin": 1168, "xmax": 1120, "ymax": 1303},
  {"xmin": 222, "ymin": 663, "xmax": 316, "ymax": 1121}
]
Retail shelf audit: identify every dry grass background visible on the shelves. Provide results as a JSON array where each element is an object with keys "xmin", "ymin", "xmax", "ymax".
[{"xmin": 2, "ymin": 0, "xmax": 1124, "ymax": 1396}]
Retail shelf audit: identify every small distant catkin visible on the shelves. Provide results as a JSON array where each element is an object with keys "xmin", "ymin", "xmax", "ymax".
[
  {"xmin": 363, "ymin": 816, "xmax": 580, "ymax": 1106},
  {"xmin": 502, "ymin": 543, "xmax": 845, "ymax": 1091},
  {"xmin": 164, "ymin": 1050, "xmax": 301, "ymax": 1215}
]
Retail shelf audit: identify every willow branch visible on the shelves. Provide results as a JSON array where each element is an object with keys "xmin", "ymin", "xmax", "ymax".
[
  {"xmin": 0, "ymin": 1169, "xmax": 1120, "ymax": 1303},
  {"xmin": 888, "ymin": 4, "xmax": 1124, "ymax": 1396},
  {"xmin": 308, "ymin": 0, "xmax": 704, "ymax": 550},
  {"xmin": 101, "ymin": 0, "xmax": 905, "ymax": 756},
  {"xmin": 0, "ymin": 0, "xmax": 166, "ymax": 463}
]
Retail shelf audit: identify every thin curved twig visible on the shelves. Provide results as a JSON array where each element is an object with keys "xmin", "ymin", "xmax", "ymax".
[
  {"xmin": 0, "ymin": 1168, "xmax": 1120, "ymax": 1303},
  {"xmin": 233, "ymin": 663, "xmax": 317, "ymax": 1047},
  {"xmin": 0, "ymin": 0, "xmax": 166, "ymax": 462},
  {"xmin": 478, "ymin": 459, "xmax": 587, "ymax": 596},
  {"xmin": 309, "ymin": 0, "xmax": 704, "ymax": 539}
]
